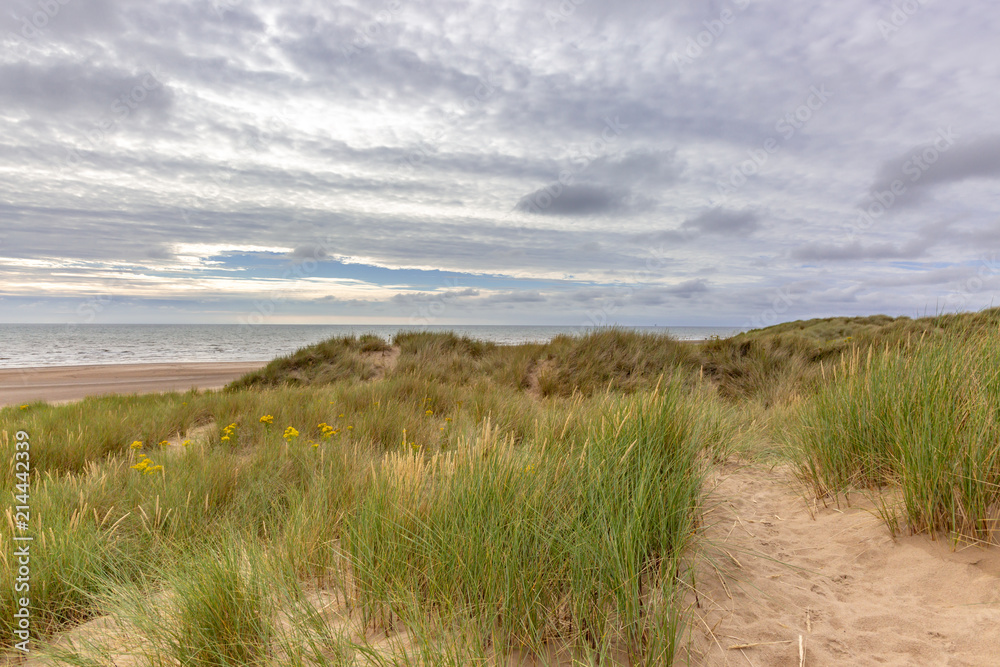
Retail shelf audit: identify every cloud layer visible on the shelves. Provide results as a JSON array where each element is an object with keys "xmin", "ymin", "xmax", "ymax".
[{"xmin": 1, "ymin": 0, "xmax": 998, "ymax": 326}]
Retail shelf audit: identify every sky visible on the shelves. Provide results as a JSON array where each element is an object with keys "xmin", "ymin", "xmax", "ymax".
[{"xmin": 1, "ymin": 0, "xmax": 998, "ymax": 327}]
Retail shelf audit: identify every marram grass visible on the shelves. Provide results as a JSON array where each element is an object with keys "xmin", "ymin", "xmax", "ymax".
[
  {"xmin": 0, "ymin": 333, "xmax": 729, "ymax": 665},
  {"xmin": 789, "ymin": 333, "xmax": 1000, "ymax": 544},
  {"xmin": 8, "ymin": 318, "xmax": 1000, "ymax": 664},
  {"xmin": 343, "ymin": 383, "xmax": 706, "ymax": 663}
]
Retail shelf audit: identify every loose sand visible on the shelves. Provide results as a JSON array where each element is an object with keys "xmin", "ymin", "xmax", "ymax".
[
  {"xmin": 0, "ymin": 362, "xmax": 267, "ymax": 407},
  {"xmin": 684, "ymin": 462, "xmax": 1000, "ymax": 666}
]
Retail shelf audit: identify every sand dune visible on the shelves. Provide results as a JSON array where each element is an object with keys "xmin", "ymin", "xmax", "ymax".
[
  {"xmin": 0, "ymin": 362, "xmax": 267, "ymax": 407},
  {"xmin": 686, "ymin": 462, "xmax": 1000, "ymax": 666}
]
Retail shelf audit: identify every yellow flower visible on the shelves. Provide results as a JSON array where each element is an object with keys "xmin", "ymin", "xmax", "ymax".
[
  {"xmin": 347, "ymin": 425, "xmax": 353, "ymax": 430},
  {"xmin": 221, "ymin": 435, "xmax": 230, "ymax": 442},
  {"xmin": 159, "ymin": 440, "xmax": 170, "ymax": 447},
  {"xmin": 339, "ymin": 413, "xmax": 345, "ymax": 418},
  {"xmin": 131, "ymin": 459, "xmax": 150, "ymax": 471},
  {"xmin": 283, "ymin": 426, "xmax": 299, "ymax": 441},
  {"xmin": 440, "ymin": 427, "xmax": 445, "ymax": 431},
  {"xmin": 425, "ymin": 409, "xmax": 433, "ymax": 416},
  {"xmin": 181, "ymin": 440, "xmax": 192, "ymax": 447},
  {"xmin": 19, "ymin": 405, "xmax": 28, "ymax": 410},
  {"xmin": 259, "ymin": 415, "xmax": 274, "ymax": 424},
  {"xmin": 130, "ymin": 440, "xmax": 143, "ymax": 450},
  {"xmin": 144, "ymin": 464, "xmax": 163, "ymax": 475},
  {"xmin": 445, "ymin": 417, "xmax": 452, "ymax": 423},
  {"xmin": 310, "ymin": 441, "xmax": 319, "ymax": 448}
]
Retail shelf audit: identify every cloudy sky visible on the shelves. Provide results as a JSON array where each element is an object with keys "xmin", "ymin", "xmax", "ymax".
[{"xmin": 1, "ymin": 0, "xmax": 998, "ymax": 326}]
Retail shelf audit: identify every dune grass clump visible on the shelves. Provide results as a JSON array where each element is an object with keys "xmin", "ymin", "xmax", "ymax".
[
  {"xmin": 535, "ymin": 328, "xmax": 696, "ymax": 397},
  {"xmin": 21, "ymin": 314, "xmax": 1000, "ymax": 662},
  {"xmin": 698, "ymin": 307, "xmax": 1000, "ymax": 406},
  {"xmin": 228, "ymin": 334, "xmax": 392, "ymax": 389},
  {"xmin": 790, "ymin": 333, "xmax": 1000, "ymax": 543},
  {"xmin": 343, "ymin": 381, "xmax": 706, "ymax": 663},
  {"xmin": 1, "ymin": 355, "xmax": 732, "ymax": 665}
]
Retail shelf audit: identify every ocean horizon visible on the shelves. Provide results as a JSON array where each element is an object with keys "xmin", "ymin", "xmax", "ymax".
[{"xmin": 0, "ymin": 324, "xmax": 744, "ymax": 369}]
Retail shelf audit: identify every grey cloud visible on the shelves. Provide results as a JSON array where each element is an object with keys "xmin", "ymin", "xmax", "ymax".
[
  {"xmin": 585, "ymin": 149, "xmax": 682, "ymax": 186},
  {"xmin": 792, "ymin": 220, "xmax": 961, "ymax": 262},
  {"xmin": 639, "ymin": 208, "xmax": 759, "ymax": 245},
  {"xmin": 0, "ymin": 0, "xmax": 122, "ymax": 41},
  {"xmin": 515, "ymin": 183, "xmax": 632, "ymax": 216},
  {"xmin": 0, "ymin": 61, "xmax": 173, "ymax": 119},
  {"xmin": 144, "ymin": 244, "xmax": 175, "ymax": 260},
  {"xmin": 867, "ymin": 134, "xmax": 1000, "ymax": 208},
  {"xmin": 683, "ymin": 208, "xmax": 759, "ymax": 235},
  {"xmin": 290, "ymin": 245, "xmax": 329, "ymax": 261},
  {"xmin": 792, "ymin": 241, "xmax": 923, "ymax": 262},
  {"xmin": 390, "ymin": 288, "xmax": 481, "ymax": 305},
  {"xmin": 483, "ymin": 291, "xmax": 546, "ymax": 304},
  {"xmin": 632, "ymin": 279, "xmax": 710, "ymax": 305}
]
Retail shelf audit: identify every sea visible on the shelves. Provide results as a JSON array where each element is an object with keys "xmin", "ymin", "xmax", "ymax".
[{"xmin": 0, "ymin": 324, "xmax": 744, "ymax": 369}]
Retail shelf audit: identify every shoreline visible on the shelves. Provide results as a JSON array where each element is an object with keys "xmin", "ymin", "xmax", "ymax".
[{"xmin": 0, "ymin": 361, "xmax": 268, "ymax": 407}]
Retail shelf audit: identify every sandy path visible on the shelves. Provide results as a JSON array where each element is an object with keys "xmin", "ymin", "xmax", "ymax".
[
  {"xmin": 0, "ymin": 362, "xmax": 267, "ymax": 407},
  {"xmin": 684, "ymin": 462, "xmax": 1000, "ymax": 666}
]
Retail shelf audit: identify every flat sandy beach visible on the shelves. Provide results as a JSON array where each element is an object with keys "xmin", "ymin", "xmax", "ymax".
[{"xmin": 0, "ymin": 362, "xmax": 267, "ymax": 407}]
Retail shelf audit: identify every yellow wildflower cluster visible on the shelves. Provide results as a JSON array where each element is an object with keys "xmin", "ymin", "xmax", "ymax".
[
  {"xmin": 259, "ymin": 414, "xmax": 274, "ymax": 424},
  {"xmin": 130, "ymin": 440, "xmax": 143, "ymax": 450},
  {"xmin": 19, "ymin": 405, "xmax": 28, "ymax": 410},
  {"xmin": 131, "ymin": 454, "xmax": 163, "ymax": 475},
  {"xmin": 283, "ymin": 426, "xmax": 299, "ymax": 442},
  {"xmin": 221, "ymin": 423, "xmax": 237, "ymax": 442},
  {"xmin": 318, "ymin": 422, "xmax": 337, "ymax": 439}
]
